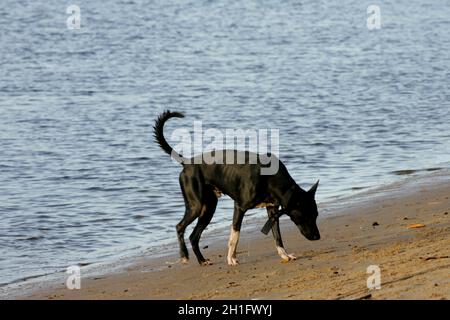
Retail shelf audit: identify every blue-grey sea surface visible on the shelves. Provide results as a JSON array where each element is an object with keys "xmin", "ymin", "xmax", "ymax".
[{"xmin": 0, "ymin": 0, "xmax": 449, "ymax": 288}]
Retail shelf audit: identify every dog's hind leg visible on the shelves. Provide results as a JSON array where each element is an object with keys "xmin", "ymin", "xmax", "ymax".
[
  {"xmin": 176, "ymin": 209, "xmax": 198, "ymax": 263},
  {"xmin": 267, "ymin": 206, "xmax": 297, "ymax": 261},
  {"xmin": 227, "ymin": 203, "xmax": 245, "ymax": 266},
  {"xmin": 177, "ymin": 168, "xmax": 204, "ymax": 263},
  {"xmin": 189, "ymin": 187, "xmax": 217, "ymax": 265}
]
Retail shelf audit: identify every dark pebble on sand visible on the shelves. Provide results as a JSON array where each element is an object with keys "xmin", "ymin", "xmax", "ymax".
[
  {"xmin": 372, "ymin": 222, "xmax": 379, "ymax": 226},
  {"xmin": 444, "ymin": 212, "xmax": 448, "ymax": 215},
  {"xmin": 403, "ymin": 217, "xmax": 408, "ymax": 220},
  {"xmin": 203, "ymin": 245, "xmax": 208, "ymax": 249}
]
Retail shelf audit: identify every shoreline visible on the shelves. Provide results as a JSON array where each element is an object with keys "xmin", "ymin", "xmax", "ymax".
[
  {"xmin": 18, "ymin": 169, "xmax": 450, "ymax": 299},
  {"xmin": 2, "ymin": 166, "xmax": 446, "ymax": 298}
]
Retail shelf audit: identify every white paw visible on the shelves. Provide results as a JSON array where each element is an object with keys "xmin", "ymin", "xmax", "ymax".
[
  {"xmin": 280, "ymin": 253, "xmax": 297, "ymax": 262},
  {"xmin": 287, "ymin": 253, "xmax": 297, "ymax": 260},
  {"xmin": 180, "ymin": 257, "xmax": 189, "ymax": 264},
  {"xmin": 227, "ymin": 257, "xmax": 239, "ymax": 266},
  {"xmin": 277, "ymin": 246, "xmax": 297, "ymax": 262}
]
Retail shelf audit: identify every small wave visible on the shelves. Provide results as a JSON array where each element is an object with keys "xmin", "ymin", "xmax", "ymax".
[
  {"xmin": 85, "ymin": 186, "xmax": 132, "ymax": 192},
  {"xmin": 392, "ymin": 169, "xmax": 417, "ymax": 176},
  {"xmin": 392, "ymin": 167, "xmax": 443, "ymax": 176},
  {"xmin": 19, "ymin": 235, "xmax": 44, "ymax": 241}
]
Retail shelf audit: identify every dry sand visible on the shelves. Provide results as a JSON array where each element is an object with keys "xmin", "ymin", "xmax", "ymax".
[{"xmin": 23, "ymin": 171, "xmax": 450, "ymax": 300}]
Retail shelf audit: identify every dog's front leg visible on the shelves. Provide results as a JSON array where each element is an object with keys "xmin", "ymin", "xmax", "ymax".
[
  {"xmin": 227, "ymin": 227, "xmax": 240, "ymax": 266},
  {"xmin": 267, "ymin": 207, "xmax": 297, "ymax": 261},
  {"xmin": 227, "ymin": 203, "xmax": 245, "ymax": 266}
]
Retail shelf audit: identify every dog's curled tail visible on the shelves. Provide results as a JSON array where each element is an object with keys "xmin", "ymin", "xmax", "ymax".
[{"xmin": 153, "ymin": 110, "xmax": 186, "ymax": 164}]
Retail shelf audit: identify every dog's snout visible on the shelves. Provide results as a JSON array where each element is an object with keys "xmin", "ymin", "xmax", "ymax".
[{"xmin": 297, "ymin": 225, "xmax": 321, "ymax": 241}]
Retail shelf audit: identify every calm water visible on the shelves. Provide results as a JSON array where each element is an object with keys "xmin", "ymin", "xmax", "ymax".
[{"xmin": 1, "ymin": 0, "xmax": 449, "ymax": 288}]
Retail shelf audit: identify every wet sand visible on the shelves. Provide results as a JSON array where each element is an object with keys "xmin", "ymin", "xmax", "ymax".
[{"xmin": 23, "ymin": 171, "xmax": 450, "ymax": 299}]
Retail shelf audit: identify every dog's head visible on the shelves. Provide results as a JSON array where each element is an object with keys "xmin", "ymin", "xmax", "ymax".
[{"xmin": 285, "ymin": 180, "xmax": 321, "ymax": 241}]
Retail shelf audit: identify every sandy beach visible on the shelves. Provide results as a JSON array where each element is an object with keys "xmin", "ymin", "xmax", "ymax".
[{"xmin": 23, "ymin": 171, "xmax": 449, "ymax": 300}]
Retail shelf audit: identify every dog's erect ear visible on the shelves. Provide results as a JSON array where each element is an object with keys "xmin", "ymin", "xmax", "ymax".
[{"xmin": 308, "ymin": 180, "xmax": 319, "ymax": 195}]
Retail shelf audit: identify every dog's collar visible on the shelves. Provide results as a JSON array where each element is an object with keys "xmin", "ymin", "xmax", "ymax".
[
  {"xmin": 261, "ymin": 209, "xmax": 286, "ymax": 235},
  {"xmin": 260, "ymin": 186, "xmax": 296, "ymax": 235}
]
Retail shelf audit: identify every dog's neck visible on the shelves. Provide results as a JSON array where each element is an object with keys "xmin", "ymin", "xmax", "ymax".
[{"xmin": 280, "ymin": 185, "xmax": 297, "ymax": 208}]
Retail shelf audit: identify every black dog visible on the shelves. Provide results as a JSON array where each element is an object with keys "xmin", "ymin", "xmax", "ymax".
[{"xmin": 154, "ymin": 111, "xmax": 320, "ymax": 266}]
